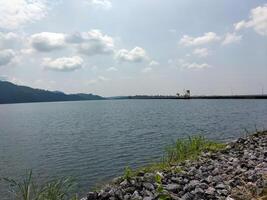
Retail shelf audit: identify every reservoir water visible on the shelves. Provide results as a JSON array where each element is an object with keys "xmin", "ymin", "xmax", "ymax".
[{"xmin": 0, "ymin": 99, "xmax": 267, "ymax": 198}]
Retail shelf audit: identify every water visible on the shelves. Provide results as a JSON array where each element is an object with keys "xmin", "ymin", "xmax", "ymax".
[{"xmin": 0, "ymin": 99, "xmax": 267, "ymax": 198}]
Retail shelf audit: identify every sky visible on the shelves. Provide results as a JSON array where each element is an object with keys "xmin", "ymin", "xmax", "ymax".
[{"xmin": 0, "ymin": 0, "xmax": 266, "ymax": 97}]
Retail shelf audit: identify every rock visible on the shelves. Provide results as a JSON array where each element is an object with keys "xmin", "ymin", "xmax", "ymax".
[
  {"xmin": 165, "ymin": 183, "xmax": 181, "ymax": 192},
  {"xmin": 169, "ymin": 193, "xmax": 182, "ymax": 200},
  {"xmin": 143, "ymin": 182, "xmax": 155, "ymax": 191},
  {"xmin": 212, "ymin": 168, "xmax": 220, "ymax": 175},
  {"xmin": 143, "ymin": 173, "xmax": 155, "ymax": 182},
  {"xmin": 188, "ymin": 180, "xmax": 200, "ymax": 187},
  {"xmin": 124, "ymin": 186, "xmax": 135, "ymax": 194},
  {"xmin": 183, "ymin": 178, "xmax": 189, "ymax": 184},
  {"xmin": 130, "ymin": 179, "xmax": 136, "ymax": 185},
  {"xmin": 120, "ymin": 179, "xmax": 128, "ymax": 187},
  {"xmin": 114, "ymin": 189, "xmax": 124, "ymax": 199},
  {"xmin": 171, "ymin": 177, "xmax": 183, "ymax": 183},
  {"xmin": 108, "ymin": 188, "xmax": 115, "ymax": 196},
  {"xmin": 131, "ymin": 191, "xmax": 142, "ymax": 200},
  {"xmin": 123, "ymin": 194, "xmax": 131, "ymax": 200},
  {"xmin": 181, "ymin": 192, "xmax": 194, "ymax": 200},
  {"xmin": 217, "ymin": 189, "xmax": 229, "ymax": 196},
  {"xmin": 191, "ymin": 187, "xmax": 204, "ymax": 195},
  {"xmin": 199, "ymin": 183, "xmax": 209, "ymax": 190},
  {"xmin": 143, "ymin": 190, "xmax": 153, "ymax": 197},
  {"xmin": 205, "ymin": 175, "xmax": 213, "ymax": 183},
  {"xmin": 215, "ymin": 183, "xmax": 226, "ymax": 190},
  {"xmin": 87, "ymin": 192, "xmax": 98, "ymax": 200},
  {"xmin": 143, "ymin": 197, "xmax": 153, "ymax": 200},
  {"xmin": 205, "ymin": 187, "xmax": 215, "ymax": 195},
  {"xmin": 98, "ymin": 190, "xmax": 110, "ymax": 199}
]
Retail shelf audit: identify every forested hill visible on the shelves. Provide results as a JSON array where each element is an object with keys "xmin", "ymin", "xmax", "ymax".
[{"xmin": 0, "ymin": 81, "xmax": 105, "ymax": 104}]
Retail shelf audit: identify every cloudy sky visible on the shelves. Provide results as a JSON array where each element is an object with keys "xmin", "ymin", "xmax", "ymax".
[{"xmin": 0, "ymin": 0, "xmax": 266, "ymax": 96}]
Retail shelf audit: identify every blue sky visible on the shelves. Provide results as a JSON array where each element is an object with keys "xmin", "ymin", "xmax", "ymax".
[{"xmin": 0, "ymin": 0, "xmax": 266, "ymax": 96}]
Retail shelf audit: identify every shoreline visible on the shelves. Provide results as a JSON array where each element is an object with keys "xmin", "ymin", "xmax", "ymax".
[{"xmin": 83, "ymin": 131, "xmax": 267, "ymax": 200}]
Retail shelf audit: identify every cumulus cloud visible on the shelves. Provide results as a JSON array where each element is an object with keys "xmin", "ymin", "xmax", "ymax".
[
  {"xmin": 106, "ymin": 67, "xmax": 118, "ymax": 71},
  {"xmin": 234, "ymin": 4, "xmax": 267, "ymax": 36},
  {"xmin": 97, "ymin": 75, "xmax": 109, "ymax": 81},
  {"xmin": 0, "ymin": 49, "xmax": 16, "ymax": 66},
  {"xmin": 85, "ymin": 0, "xmax": 112, "ymax": 10},
  {"xmin": 70, "ymin": 30, "xmax": 115, "ymax": 56},
  {"xmin": 0, "ymin": 0, "xmax": 48, "ymax": 29},
  {"xmin": 179, "ymin": 32, "xmax": 220, "ymax": 46},
  {"xmin": 42, "ymin": 56, "xmax": 83, "ymax": 71},
  {"xmin": 177, "ymin": 59, "xmax": 211, "ymax": 70},
  {"xmin": 30, "ymin": 32, "xmax": 66, "ymax": 52},
  {"xmin": 192, "ymin": 48, "xmax": 209, "ymax": 57},
  {"xmin": 29, "ymin": 30, "xmax": 115, "ymax": 55},
  {"xmin": 115, "ymin": 47, "xmax": 148, "ymax": 63},
  {"xmin": 182, "ymin": 62, "xmax": 210, "ymax": 70},
  {"xmin": 149, "ymin": 60, "xmax": 159, "ymax": 66},
  {"xmin": 0, "ymin": 32, "xmax": 21, "ymax": 49},
  {"xmin": 86, "ymin": 75, "xmax": 110, "ymax": 85},
  {"xmin": 222, "ymin": 32, "xmax": 242, "ymax": 45}
]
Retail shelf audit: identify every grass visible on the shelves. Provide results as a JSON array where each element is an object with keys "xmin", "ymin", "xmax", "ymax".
[
  {"xmin": 124, "ymin": 135, "xmax": 226, "ymax": 177},
  {"xmin": 164, "ymin": 135, "xmax": 225, "ymax": 165},
  {"xmin": 2, "ymin": 170, "xmax": 78, "ymax": 200}
]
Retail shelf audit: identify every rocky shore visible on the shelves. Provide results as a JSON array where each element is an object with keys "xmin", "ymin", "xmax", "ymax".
[{"xmin": 83, "ymin": 131, "xmax": 267, "ymax": 200}]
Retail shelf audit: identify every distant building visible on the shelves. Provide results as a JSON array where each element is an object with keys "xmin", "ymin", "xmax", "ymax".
[{"xmin": 184, "ymin": 90, "xmax": 190, "ymax": 98}]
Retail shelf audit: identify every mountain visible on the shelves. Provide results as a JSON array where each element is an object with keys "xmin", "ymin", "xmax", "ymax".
[{"xmin": 0, "ymin": 81, "xmax": 105, "ymax": 104}]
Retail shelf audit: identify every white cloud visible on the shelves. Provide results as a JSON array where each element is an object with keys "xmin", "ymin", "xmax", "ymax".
[
  {"xmin": 185, "ymin": 63, "xmax": 210, "ymax": 69},
  {"xmin": 85, "ymin": 0, "xmax": 112, "ymax": 10},
  {"xmin": 192, "ymin": 48, "xmax": 209, "ymax": 57},
  {"xmin": 180, "ymin": 32, "xmax": 220, "ymax": 46},
  {"xmin": 75, "ymin": 30, "xmax": 115, "ymax": 56},
  {"xmin": 0, "ymin": 0, "xmax": 48, "ymax": 29},
  {"xmin": 30, "ymin": 32, "xmax": 66, "ymax": 52},
  {"xmin": 0, "ymin": 49, "xmax": 16, "ymax": 66},
  {"xmin": 0, "ymin": 32, "xmax": 21, "ymax": 49},
  {"xmin": 234, "ymin": 21, "xmax": 247, "ymax": 31},
  {"xmin": 115, "ymin": 47, "xmax": 148, "ymax": 63},
  {"xmin": 20, "ymin": 48, "xmax": 35, "ymax": 55},
  {"xmin": 29, "ymin": 30, "xmax": 115, "ymax": 55},
  {"xmin": 97, "ymin": 75, "xmax": 109, "ymax": 81},
  {"xmin": 106, "ymin": 67, "xmax": 118, "ymax": 71},
  {"xmin": 222, "ymin": 32, "xmax": 242, "ymax": 45},
  {"xmin": 86, "ymin": 75, "xmax": 110, "ymax": 85},
  {"xmin": 178, "ymin": 59, "xmax": 211, "ymax": 70},
  {"xmin": 149, "ymin": 60, "xmax": 159, "ymax": 66},
  {"xmin": 141, "ymin": 67, "xmax": 152, "ymax": 73},
  {"xmin": 42, "ymin": 56, "xmax": 83, "ymax": 72},
  {"xmin": 234, "ymin": 4, "xmax": 267, "ymax": 36}
]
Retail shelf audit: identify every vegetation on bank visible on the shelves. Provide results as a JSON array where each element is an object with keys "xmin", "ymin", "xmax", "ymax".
[
  {"xmin": 2, "ymin": 135, "xmax": 226, "ymax": 200},
  {"xmin": 124, "ymin": 135, "xmax": 226, "ymax": 177},
  {"xmin": 2, "ymin": 170, "xmax": 78, "ymax": 200}
]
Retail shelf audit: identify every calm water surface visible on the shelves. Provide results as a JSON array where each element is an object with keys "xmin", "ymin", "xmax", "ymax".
[{"xmin": 0, "ymin": 99, "xmax": 267, "ymax": 198}]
